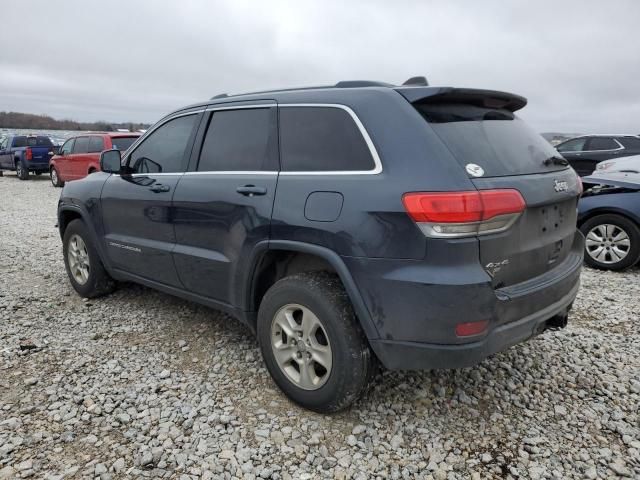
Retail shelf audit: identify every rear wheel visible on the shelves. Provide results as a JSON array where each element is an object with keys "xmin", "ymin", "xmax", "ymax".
[
  {"xmin": 580, "ymin": 214, "xmax": 640, "ymax": 271},
  {"xmin": 50, "ymin": 166, "xmax": 64, "ymax": 187},
  {"xmin": 63, "ymin": 219, "xmax": 115, "ymax": 298},
  {"xmin": 257, "ymin": 272, "xmax": 376, "ymax": 413},
  {"xmin": 15, "ymin": 161, "xmax": 28, "ymax": 180}
]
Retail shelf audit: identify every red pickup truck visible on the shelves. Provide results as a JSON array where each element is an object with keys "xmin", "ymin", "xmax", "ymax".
[{"xmin": 49, "ymin": 132, "xmax": 140, "ymax": 187}]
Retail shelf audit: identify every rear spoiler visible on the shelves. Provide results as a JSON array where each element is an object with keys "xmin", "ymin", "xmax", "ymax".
[{"xmin": 395, "ymin": 87, "xmax": 527, "ymax": 112}]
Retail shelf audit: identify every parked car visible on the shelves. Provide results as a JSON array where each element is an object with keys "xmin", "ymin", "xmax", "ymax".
[
  {"xmin": 578, "ymin": 171, "xmax": 640, "ymax": 271},
  {"xmin": 595, "ymin": 154, "xmax": 640, "ymax": 173},
  {"xmin": 57, "ymin": 79, "xmax": 583, "ymax": 412},
  {"xmin": 0, "ymin": 134, "xmax": 56, "ymax": 179},
  {"xmin": 49, "ymin": 133, "xmax": 140, "ymax": 187},
  {"xmin": 555, "ymin": 134, "xmax": 640, "ymax": 177}
]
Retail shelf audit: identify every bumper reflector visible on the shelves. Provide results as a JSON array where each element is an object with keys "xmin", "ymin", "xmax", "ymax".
[{"xmin": 455, "ymin": 320, "xmax": 489, "ymax": 337}]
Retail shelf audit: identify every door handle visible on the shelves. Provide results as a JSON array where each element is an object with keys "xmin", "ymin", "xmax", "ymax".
[
  {"xmin": 236, "ymin": 185, "xmax": 267, "ymax": 196},
  {"xmin": 149, "ymin": 184, "xmax": 170, "ymax": 193}
]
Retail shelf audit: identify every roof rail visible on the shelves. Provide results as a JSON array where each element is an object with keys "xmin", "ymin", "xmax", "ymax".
[{"xmin": 335, "ymin": 80, "xmax": 395, "ymax": 88}]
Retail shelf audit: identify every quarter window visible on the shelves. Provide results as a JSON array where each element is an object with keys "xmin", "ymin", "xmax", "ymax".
[
  {"xmin": 587, "ymin": 137, "xmax": 619, "ymax": 151},
  {"xmin": 198, "ymin": 108, "xmax": 276, "ymax": 171},
  {"xmin": 556, "ymin": 138, "xmax": 586, "ymax": 152},
  {"xmin": 60, "ymin": 139, "xmax": 74, "ymax": 155},
  {"xmin": 617, "ymin": 137, "xmax": 640, "ymax": 149},
  {"xmin": 73, "ymin": 137, "xmax": 90, "ymax": 154},
  {"xmin": 88, "ymin": 136, "xmax": 105, "ymax": 153},
  {"xmin": 279, "ymin": 107, "xmax": 375, "ymax": 172},
  {"xmin": 128, "ymin": 114, "xmax": 198, "ymax": 174}
]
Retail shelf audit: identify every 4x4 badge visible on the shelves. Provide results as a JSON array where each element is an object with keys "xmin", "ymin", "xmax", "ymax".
[{"xmin": 554, "ymin": 179, "xmax": 568, "ymax": 192}]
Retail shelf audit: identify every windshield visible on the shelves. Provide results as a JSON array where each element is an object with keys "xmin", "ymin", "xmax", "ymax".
[
  {"xmin": 111, "ymin": 136, "xmax": 138, "ymax": 152},
  {"xmin": 416, "ymin": 102, "xmax": 567, "ymax": 177}
]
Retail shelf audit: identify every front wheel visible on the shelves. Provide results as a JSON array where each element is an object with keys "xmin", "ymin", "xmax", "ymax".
[
  {"xmin": 15, "ymin": 161, "xmax": 28, "ymax": 180},
  {"xmin": 63, "ymin": 219, "xmax": 115, "ymax": 298},
  {"xmin": 580, "ymin": 214, "xmax": 640, "ymax": 271},
  {"xmin": 257, "ymin": 272, "xmax": 376, "ymax": 413},
  {"xmin": 50, "ymin": 166, "xmax": 64, "ymax": 187}
]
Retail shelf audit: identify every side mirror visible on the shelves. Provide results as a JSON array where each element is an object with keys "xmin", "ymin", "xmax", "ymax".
[{"xmin": 100, "ymin": 149, "xmax": 122, "ymax": 174}]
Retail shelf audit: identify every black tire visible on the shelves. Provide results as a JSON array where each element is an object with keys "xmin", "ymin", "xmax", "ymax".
[
  {"xmin": 15, "ymin": 160, "xmax": 28, "ymax": 180},
  {"xmin": 257, "ymin": 272, "xmax": 376, "ymax": 413},
  {"xmin": 50, "ymin": 166, "xmax": 64, "ymax": 187},
  {"xmin": 62, "ymin": 219, "xmax": 115, "ymax": 298},
  {"xmin": 580, "ymin": 214, "xmax": 640, "ymax": 271},
  {"xmin": 34, "ymin": 171, "xmax": 42, "ymax": 176}
]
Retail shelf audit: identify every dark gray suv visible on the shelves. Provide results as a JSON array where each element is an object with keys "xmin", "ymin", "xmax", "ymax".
[{"xmin": 57, "ymin": 79, "xmax": 583, "ymax": 412}]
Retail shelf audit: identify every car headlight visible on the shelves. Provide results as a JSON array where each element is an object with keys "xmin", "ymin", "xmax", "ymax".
[{"xmin": 597, "ymin": 162, "xmax": 613, "ymax": 170}]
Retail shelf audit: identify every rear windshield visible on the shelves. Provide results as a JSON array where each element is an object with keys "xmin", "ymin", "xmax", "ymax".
[
  {"xmin": 110, "ymin": 136, "xmax": 137, "ymax": 152},
  {"xmin": 416, "ymin": 103, "xmax": 566, "ymax": 177},
  {"xmin": 13, "ymin": 136, "xmax": 53, "ymax": 148}
]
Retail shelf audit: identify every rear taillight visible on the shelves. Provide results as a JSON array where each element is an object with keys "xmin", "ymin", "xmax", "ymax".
[
  {"xmin": 402, "ymin": 189, "xmax": 525, "ymax": 238},
  {"xmin": 25, "ymin": 147, "xmax": 32, "ymax": 160}
]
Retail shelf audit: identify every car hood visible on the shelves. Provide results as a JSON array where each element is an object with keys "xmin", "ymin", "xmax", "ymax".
[{"xmin": 583, "ymin": 171, "xmax": 640, "ymax": 190}]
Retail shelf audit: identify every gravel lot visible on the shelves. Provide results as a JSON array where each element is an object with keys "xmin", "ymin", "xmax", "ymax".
[{"xmin": 0, "ymin": 173, "xmax": 638, "ymax": 480}]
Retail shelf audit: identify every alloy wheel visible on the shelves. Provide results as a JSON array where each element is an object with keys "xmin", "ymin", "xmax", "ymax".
[
  {"xmin": 67, "ymin": 234, "xmax": 91, "ymax": 284},
  {"xmin": 585, "ymin": 224, "xmax": 630, "ymax": 265},
  {"xmin": 270, "ymin": 304, "xmax": 332, "ymax": 390}
]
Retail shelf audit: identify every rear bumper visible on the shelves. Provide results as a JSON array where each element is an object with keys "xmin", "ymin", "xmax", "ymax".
[
  {"xmin": 370, "ymin": 279, "xmax": 579, "ymax": 369},
  {"xmin": 343, "ymin": 233, "xmax": 583, "ymax": 370},
  {"xmin": 25, "ymin": 159, "xmax": 50, "ymax": 170}
]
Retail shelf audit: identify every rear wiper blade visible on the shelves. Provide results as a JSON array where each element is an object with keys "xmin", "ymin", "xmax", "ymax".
[{"xmin": 543, "ymin": 156, "xmax": 569, "ymax": 166}]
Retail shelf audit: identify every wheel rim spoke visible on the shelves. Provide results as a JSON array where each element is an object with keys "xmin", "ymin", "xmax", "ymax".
[{"xmin": 67, "ymin": 234, "xmax": 90, "ymax": 284}]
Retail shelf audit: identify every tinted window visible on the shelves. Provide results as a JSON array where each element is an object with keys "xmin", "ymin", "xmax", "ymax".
[
  {"xmin": 87, "ymin": 136, "xmax": 105, "ymax": 153},
  {"xmin": 198, "ymin": 108, "xmax": 275, "ymax": 171},
  {"xmin": 279, "ymin": 107, "xmax": 375, "ymax": 171},
  {"xmin": 60, "ymin": 139, "xmax": 74, "ymax": 155},
  {"xmin": 110, "ymin": 136, "xmax": 138, "ymax": 152},
  {"xmin": 13, "ymin": 136, "xmax": 27, "ymax": 148},
  {"xmin": 73, "ymin": 137, "xmax": 90, "ymax": 154},
  {"xmin": 416, "ymin": 102, "xmax": 566, "ymax": 177},
  {"xmin": 0, "ymin": 137, "xmax": 7, "ymax": 149},
  {"xmin": 617, "ymin": 137, "xmax": 640, "ymax": 149},
  {"xmin": 588, "ymin": 137, "xmax": 619, "ymax": 151},
  {"xmin": 556, "ymin": 138, "xmax": 587, "ymax": 152},
  {"xmin": 129, "ymin": 114, "xmax": 197, "ymax": 174}
]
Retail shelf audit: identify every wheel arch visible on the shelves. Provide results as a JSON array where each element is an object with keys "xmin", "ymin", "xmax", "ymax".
[
  {"xmin": 578, "ymin": 207, "xmax": 640, "ymax": 229},
  {"xmin": 57, "ymin": 205, "xmax": 111, "ymax": 271},
  {"xmin": 245, "ymin": 240, "xmax": 379, "ymax": 341}
]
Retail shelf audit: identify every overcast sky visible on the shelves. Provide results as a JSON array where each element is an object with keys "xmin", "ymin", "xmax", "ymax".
[{"xmin": 2, "ymin": 0, "xmax": 639, "ymax": 133}]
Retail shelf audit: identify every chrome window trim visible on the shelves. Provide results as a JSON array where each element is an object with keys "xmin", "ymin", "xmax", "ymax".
[
  {"xmin": 122, "ymin": 109, "xmax": 205, "ymax": 172},
  {"xmin": 184, "ymin": 171, "xmax": 278, "ymax": 176},
  {"xmin": 205, "ymin": 103, "xmax": 275, "ymax": 112},
  {"xmin": 278, "ymin": 103, "xmax": 382, "ymax": 175}
]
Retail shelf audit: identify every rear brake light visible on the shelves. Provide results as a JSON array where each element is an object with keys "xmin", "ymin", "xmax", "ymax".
[
  {"xmin": 25, "ymin": 147, "xmax": 32, "ymax": 160},
  {"xmin": 402, "ymin": 189, "xmax": 525, "ymax": 238}
]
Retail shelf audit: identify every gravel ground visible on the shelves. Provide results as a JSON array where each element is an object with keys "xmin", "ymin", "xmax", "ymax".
[{"xmin": 0, "ymin": 173, "xmax": 639, "ymax": 480}]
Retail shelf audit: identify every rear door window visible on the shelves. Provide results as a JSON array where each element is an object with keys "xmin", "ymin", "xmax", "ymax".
[
  {"xmin": 13, "ymin": 136, "xmax": 27, "ymax": 148},
  {"xmin": 556, "ymin": 138, "xmax": 587, "ymax": 152},
  {"xmin": 110, "ymin": 136, "xmax": 138, "ymax": 152},
  {"xmin": 587, "ymin": 137, "xmax": 620, "ymax": 151},
  {"xmin": 88, "ymin": 136, "xmax": 105, "ymax": 153},
  {"xmin": 415, "ymin": 102, "xmax": 566, "ymax": 177},
  {"xmin": 197, "ymin": 108, "xmax": 276, "ymax": 171},
  {"xmin": 279, "ymin": 106, "xmax": 375, "ymax": 172},
  {"xmin": 128, "ymin": 114, "xmax": 197, "ymax": 174},
  {"xmin": 73, "ymin": 137, "xmax": 90, "ymax": 154}
]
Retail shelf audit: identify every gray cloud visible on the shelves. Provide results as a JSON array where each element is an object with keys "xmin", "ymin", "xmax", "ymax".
[{"xmin": 2, "ymin": 0, "xmax": 639, "ymax": 133}]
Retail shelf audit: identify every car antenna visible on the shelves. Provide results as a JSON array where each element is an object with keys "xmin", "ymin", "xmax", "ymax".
[{"xmin": 402, "ymin": 76, "xmax": 429, "ymax": 86}]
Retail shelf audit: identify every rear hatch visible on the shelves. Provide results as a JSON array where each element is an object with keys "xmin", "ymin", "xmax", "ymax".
[{"xmin": 403, "ymin": 88, "xmax": 581, "ymax": 288}]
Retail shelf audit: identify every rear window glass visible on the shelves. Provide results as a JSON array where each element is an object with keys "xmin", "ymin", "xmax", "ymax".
[
  {"xmin": 88, "ymin": 136, "xmax": 105, "ymax": 153},
  {"xmin": 110, "ymin": 136, "xmax": 138, "ymax": 152},
  {"xmin": 618, "ymin": 137, "xmax": 640, "ymax": 149},
  {"xmin": 588, "ymin": 137, "xmax": 619, "ymax": 151},
  {"xmin": 279, "ymin": 107, "xmax": 375, "ymax": 172},
  {"xmin": 416, "ymin": 102, "xmax": 566, "ymax": 177},
  {"xmin": 13, "ymin": 136, "xmax": 53, "ymax": 147}
]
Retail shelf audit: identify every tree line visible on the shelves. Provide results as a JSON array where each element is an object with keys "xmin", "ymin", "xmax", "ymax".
[{"xmin": 0, "ymin": 111, "xmax": 150, "ymax": 132}]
